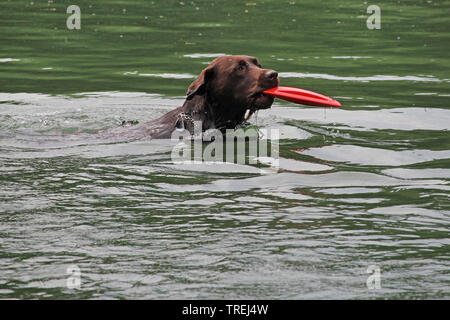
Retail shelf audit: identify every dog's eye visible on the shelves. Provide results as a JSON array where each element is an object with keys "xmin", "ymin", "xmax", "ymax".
[
  {"xmin": 237, "ymin": 61, "xmax": 248, "ymax": 71},
  {"xmin": 251, "ymin": 59, "xmax": 262, "ymax": 68}
]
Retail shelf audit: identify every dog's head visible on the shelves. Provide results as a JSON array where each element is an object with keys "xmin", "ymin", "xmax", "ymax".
[{"xmin": 186, "ymin": 55, "xmax": 279, "ymax": 116}]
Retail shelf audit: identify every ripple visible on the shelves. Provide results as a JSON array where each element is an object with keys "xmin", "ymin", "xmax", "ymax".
[
  {"xmin": 258, "ymin": 157, "xmax": 333, "ymax": 172},
  {"xmin": 331, "ymin": 56, "xmax": 372, "ymax": 59},
  {"xmin": 298, "ymin": 145, "xmax": 450, "ymax": 166},
  {"xmin": 268, "ymin": 107, "xmax": 450, "ymax": 131},
  {"xmin": 278, "ymin": 72, "xmax": 444, "ymax": 82},
  {"xmin": 183, "ymin": 53, "xmax": 226, "ymax": 58},
  {"xmin": 138, "ymin": 73, "xmax": 196, "ymax": 79},
  {"xmin": 382, "ymin": 168, "xmax": 450, "ymax": 179},
  {"xmin": 318, "ymin": 187, "xmax": 383, "ymax": 195},
  {"xmin": 0, "ymin": 58, "xmax": 20, "ymax": 63}
]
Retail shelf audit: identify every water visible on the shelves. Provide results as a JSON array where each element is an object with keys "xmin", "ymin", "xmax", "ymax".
[{"xmin": 0, "ymin": 0, "xmax": 449, "ymax": 299}]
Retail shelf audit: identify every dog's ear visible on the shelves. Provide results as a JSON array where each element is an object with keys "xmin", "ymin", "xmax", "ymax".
[{"xmin": 186, "ymin": 65, "xmax": 215, "ymax": 100}]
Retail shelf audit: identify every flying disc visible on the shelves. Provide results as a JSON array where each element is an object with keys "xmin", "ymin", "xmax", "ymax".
[{"xmin": 263, "ymin": 86, "xmax": 342, "ymax": 108}]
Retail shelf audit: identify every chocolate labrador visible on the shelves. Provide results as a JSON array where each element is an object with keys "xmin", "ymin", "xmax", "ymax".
[{"xmin": 105, "ymin": 55, "xmax": 279, "ymax": 140}]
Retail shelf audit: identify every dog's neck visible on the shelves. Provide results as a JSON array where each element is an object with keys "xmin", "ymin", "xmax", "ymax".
[{"xmin": 180, "ymin": 94, "xmax": 247, "ymax": 133}]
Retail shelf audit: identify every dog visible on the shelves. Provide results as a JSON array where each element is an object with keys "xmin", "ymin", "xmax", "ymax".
[{"xmin": 105, "ymin": 55, "xmax": 279, "ymax": 140}]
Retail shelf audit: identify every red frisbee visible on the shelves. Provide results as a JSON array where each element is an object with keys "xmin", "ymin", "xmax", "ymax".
[{"xmin": 263, "ymin": 86, "xmax": 342, "ymax": 108}]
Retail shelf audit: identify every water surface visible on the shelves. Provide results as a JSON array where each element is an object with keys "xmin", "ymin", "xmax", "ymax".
[{"xmin": 0, "ymin": 0, "xmax": 449, "ymax": 299}]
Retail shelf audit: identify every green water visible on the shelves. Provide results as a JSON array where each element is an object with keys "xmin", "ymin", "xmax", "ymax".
[{"xmin": 0, "ymin": 0, "xmax": 449, "ymax": 299}]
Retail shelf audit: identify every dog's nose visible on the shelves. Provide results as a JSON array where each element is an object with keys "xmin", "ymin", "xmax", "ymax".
[{"xmin": 265, "ymin": 70, "xmax": 278, "ymax": 80}]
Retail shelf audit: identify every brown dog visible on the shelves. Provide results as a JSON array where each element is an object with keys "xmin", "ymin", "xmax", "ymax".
[{"xmin": 108, "ymin": 55, "xmax": 279, "ymax": 140}]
